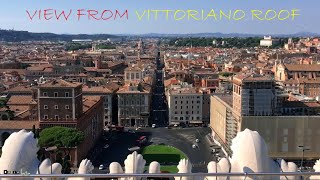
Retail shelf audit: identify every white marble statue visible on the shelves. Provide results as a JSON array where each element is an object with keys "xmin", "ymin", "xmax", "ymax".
[
  {"xmin": 310, "ymin": 159, "xmax": 320, "ymax": 180},
  {"xmin": 109, "ymin": 151, "xmax": 146, "ymax": 180},
  {"xmin": 0, "ymin": 128, "xmax": 310, "ymax": 180},
  {"xmin": 148, "ymin": 161, "xmax": 160, "ymax": 174},
  {"xmin": 175, "ymin": 159, "xmax": 192, "ymax": 180},
  {"xmin": 206, "ymin": 158, "xmax": 230, "ymax": 180},
  {"xmin": 206, "ymin": 129, "xmax": 298, "ymax": 180},
  {"xmin": 0, "ymin": 129, "xmax": 93, "ymax": 180}
]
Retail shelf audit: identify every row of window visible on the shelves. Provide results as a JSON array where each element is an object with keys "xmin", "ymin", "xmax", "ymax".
[
  {"xmin": 125, "ymin": 72, "xmax": 141, "ymax": 80},
  {"xmin": 174, "ymin": 111, "xmax": 200, "ymax": 114},
  {"xmin": 43, "ymin": 114, "xmax": 70, "ymax": 119},
  {"xmin": 175, "ymin": 106, "xmax": 200, "ymax": 109},
  {"xmin": 173, "ymin": 116, "xmax": 201, "ymax": 120},
  {"xmin": 42, "ymin": 92, "xmax": 71, "ymax": 97},
  {"xmin": 44, "ymin": 105, "xmax": 70, "ymax": 110},
  {"xmin": 174, "ymin": 96, "xmax": 201, "ymax": 99},
  {"xmin": 120, "ymin": 100, "xmax": 145, "ymax": 105},
  {"xmin": 174, "ymin": 100, "xmax": 201, "ymax": 104}
]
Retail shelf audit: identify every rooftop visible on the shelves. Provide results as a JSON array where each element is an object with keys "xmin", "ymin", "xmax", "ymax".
[{"xmin": 38, "ymin": 79, "xmax": 82, "ymax": 88}]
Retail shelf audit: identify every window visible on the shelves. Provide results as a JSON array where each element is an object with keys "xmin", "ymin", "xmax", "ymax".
[
  {"xmin": 54, "ymin": 92, "xmax": 58, "ymax": 97},
  {"xmin": 55, "ymin": 105, "xmax": 59, "ymax": 110},
  {"xmin": 44, "ymin": 105, "xmax": 48, "ymax": 109},
  {"xmin": 43, "ymin": 92, "xmax": 48, "ymax": 96},
  {"xmin": 43, "ymin": 115, "xmax": 48, "ymax": 119},
  {"xmin": 65, "ymin": 105, "xmax": 70, "ymax": 110},
  {"xmin": 180, "ymin": 117, "xmax": 183, "ymax": 120},
  {"xmin": 65, "ymin": 92, "xmax": 70, "ymax": 97},
  {"xmin": 55, "ymin": 115, "xmax": 59, "ymax": 120},
  {"xmin": 66, "ymin": 115, "xmax": 70, "ymax": 119}
]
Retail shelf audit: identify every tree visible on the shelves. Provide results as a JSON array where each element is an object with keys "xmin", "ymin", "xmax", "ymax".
[
  {"xmin": 38, "ymin": 126, "xmax": 85, "ymax": 148},
  {"xmin": 38, "ymin": 127, "xmax": 84, "ymax": 174}
]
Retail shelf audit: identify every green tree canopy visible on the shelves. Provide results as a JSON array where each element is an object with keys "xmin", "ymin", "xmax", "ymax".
[{"xmin": 38, "ymin": 126, "xmax": 85, "ymax": 148}]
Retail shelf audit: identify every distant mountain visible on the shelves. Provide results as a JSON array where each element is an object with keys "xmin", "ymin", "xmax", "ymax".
[
  {"xmin": 0, "ymin": 30, "xmax": 118, "ymax": 42},
  {"xmin": 0, "ymin": 29, "xmax": 318, "ymax": 42},
  {"xmin": 118, "ymin": 32, "xmax": 320, "ymax": 38}
]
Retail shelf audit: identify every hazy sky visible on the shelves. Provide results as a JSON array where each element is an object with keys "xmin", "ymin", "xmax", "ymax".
[{"xmin": 1, "ymin": 0, "xmax": 319, "ymax": 34}]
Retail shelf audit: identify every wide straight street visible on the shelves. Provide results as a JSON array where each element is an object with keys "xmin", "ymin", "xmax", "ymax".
[{"xmin": 91, "ymin": 127, "xmax": 217, "ymax": 172}]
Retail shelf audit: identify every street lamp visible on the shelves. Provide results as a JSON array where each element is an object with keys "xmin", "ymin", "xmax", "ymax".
[
  {"xmin": 45, "ymin": 146, "xmax": 58, "ymax": 178},
  {"xmin": 298, "ymin": 145, "xmax": 310, "ymax": 173}
]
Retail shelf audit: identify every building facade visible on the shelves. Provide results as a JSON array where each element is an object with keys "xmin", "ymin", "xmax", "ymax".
[
  {"xmin": 166, "ymin": 82, "xmax": 203, "ymax": 125},
  {"xmin": 117, "ymin": 83, "xmax": 151, "ymax": 127}
]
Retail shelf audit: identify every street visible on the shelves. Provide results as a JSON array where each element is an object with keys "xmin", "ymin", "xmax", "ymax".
[
  {"xmin": 151, "ymin": 51, "xmax": 168, "ymax": 126},
  {"xmin": 90, "ymin": 127, "xmax": 218, "ymax": 173}
]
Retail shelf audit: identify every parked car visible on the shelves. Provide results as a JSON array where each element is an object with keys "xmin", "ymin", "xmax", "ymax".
[
  {"xmin": 99, "ymin": 164, "xmax": 104, "ymax": 170},
  {"xmin": 195, "ymin": 139, "xmax": 200, "ymax": 143},
  {"xmin": 192, "ymin": 144, "xmax": 197, "ymax": 149},
  {"xmin": 152, "ymin": 124, "xmax": 157, "ymax": 128}
]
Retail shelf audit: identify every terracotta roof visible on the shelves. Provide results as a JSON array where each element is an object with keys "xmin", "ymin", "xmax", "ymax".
[
  {"xmin": 39, "ymin": 79, "xmax": 82, "ymax": 88},
  {"xmin": 84, "ymin": 67, "xmax": 97, "ymax": 72},
  {"xmin": 83, "ymin": 96, "xmax": 102, "ymax": 112},
  {"xmin": 0, "ymin": 69, "xmax": 26, "ymax": 76},
  {"xmin": 8, "ymin": 105, "xmax": 29, "ymax": 112},
  {"xmin": 7, "ymin": 95, "xmax": 33, "ymax": 105},
  {"xmin": 298, "ymin": 78, "xmax": 320, "ymax": 84},
  {"xmin": 125, "ymin": 66, "xmax": 142, "ymax": 71},
  {"xmin": 164, "ymin": 77, "xmax": 180, "ymax": 87},
  {"xmin": 284, "ymin": 64, "xmax": 320, "ymax": 72},
  {"xmin": 4, "ymin": 85, "xmax": 33, "ymax": 93},
  {"xmin": 117, "ymin": 83, "xmax": 151, "ymax": 94},
  {"xmin": 83, "ymin": 86, "xmax": 112, "ymax": 94},
  {"xmin": 0, "ymin": 120, "xmax": 39, "ymax": 129}
]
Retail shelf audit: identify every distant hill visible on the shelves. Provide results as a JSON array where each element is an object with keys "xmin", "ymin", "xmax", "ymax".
[
  {"xmin": 119, "ymin": 32, "xmax": 320, "ymax": 38},
  {"xmin": 0, "ymin": 30, "xmax": 118, "ymax": 42},
  {"xmin": 0, "ymin": 29, "xmax": 318, "ymax": 42}
]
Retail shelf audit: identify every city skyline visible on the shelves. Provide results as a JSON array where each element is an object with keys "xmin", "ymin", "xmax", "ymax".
[{"xmin": 1, "ymin": 0, "xmax": 319, "ymax": 34}]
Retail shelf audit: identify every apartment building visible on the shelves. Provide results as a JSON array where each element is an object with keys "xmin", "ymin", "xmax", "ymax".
[
  {"xmin": 37, "ymin": 79, "xmax": 104, "ymax": 166},
  {"xmin": 233, "ymin": 73, "xmax": 276, "ymax": 116},
  {"xmin": 210, "ymin": 75, "xmax": 320, "ymax": 160},
  {"xmin": 83, "ymin": 85, "xmax": 118, "ymax": 126},
  {"xmin": 166, "ymin": 82, "xmax": 203, "ymax": 125},
  {"xmin": 117, "ymin": 82, "xmax": 151, "ymax": 127}
]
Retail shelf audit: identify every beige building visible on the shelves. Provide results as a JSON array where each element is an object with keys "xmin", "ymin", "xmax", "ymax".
[
  {"xmin": 117, "ymin": 82, "xmax": 151, "ymax": 127},
  {"xmin": 275, "ymin": 62, "xmax": 320, "ymax": 82},
  {"xmin": 124, "ymin": 65, "xmax": 145, "ymax": 84},
  {"xmin": 233, "ymin": 74, "xmax": 276, "ymax": 116},
  {"xmin": 210, "ymin": 95, "xmax": 320, "ymax": 160},
  {"xmin": 166, "ymin": 82, "xmax": 203, "ymax": 125},
  {"xmin": 83, "ymin": 85, "xmax": 115, "ymax": 126}
]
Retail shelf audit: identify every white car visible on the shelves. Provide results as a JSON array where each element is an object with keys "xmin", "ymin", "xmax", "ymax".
[
  {"xmin": 195, "ymin": 139, "xmax": 200, "ymax": 143},
  {"xmin": 152, "ymin": 124, "xmax": 156, "ymax": 128},
  {"xmin": 192, "ymin": 144, "xmax": 197, "ymax": 149},
  {"xmin": 99, "ymin": 164, "xmax": 104, "ymax": 170}
]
